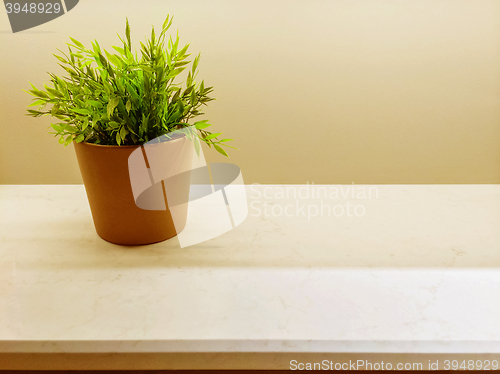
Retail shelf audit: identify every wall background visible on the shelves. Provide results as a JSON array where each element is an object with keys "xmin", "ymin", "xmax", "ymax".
[{"xmin": 0, "ymin": 0, "xmax": 499, "ymax": 184}]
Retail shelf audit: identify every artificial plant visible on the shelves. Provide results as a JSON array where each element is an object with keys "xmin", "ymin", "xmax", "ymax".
[{"xmin": 26, "ymin": 16, "xmax": 233, "ymax": 156}]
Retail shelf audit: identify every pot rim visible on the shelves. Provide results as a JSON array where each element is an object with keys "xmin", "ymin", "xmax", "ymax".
[{"xmin": 77, "ymin": 133, "xmax": 187, "ymax": 148}]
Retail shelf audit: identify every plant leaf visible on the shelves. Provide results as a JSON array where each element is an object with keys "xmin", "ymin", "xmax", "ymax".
[
  {"xmin": 194, "ymin": 120, "xmax": 211, "ymax": 130},
  {"xmin": 69, "ymin": 37, "xmax": 84, "ymax": 49},
  {"xmin": 87, "ymin": 100, "xmax": 103, "ymax": 108},
  {"xmin": 107, "ymin": 96, "xmax": 120, "ymax": 119},
  {"xmin": 112, "ymin": 46, "xmax": 126, "ymax": 55},
  {"xmin": 28, "ymin": 100, "xmax": 46, "ymax": 107},
  {"xmin": 71, "ymin": 108, "xmax": 91, "ymax": 115},
  {"xmin": 214, "ymin": 144, "xmax": 228, "ymax": 157},
  {"xmin": 64, "ymin": 135, "xmax": 73, "ymax": 147},
  {"xmin": 204, "ymin": 132, "xmax": 222, "ymax": 140},
  {"xmin": 120, "ymin": 126, "xmax": 127, "ymax": 139},
  {"xmin": 125, "ymin": 18, "xmax": 131, "ymax": 50}
]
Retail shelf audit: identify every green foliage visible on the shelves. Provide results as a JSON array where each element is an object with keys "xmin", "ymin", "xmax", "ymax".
[{"xmin": 25, "ymin": 16, "xmax": 235, "ymax": 157}]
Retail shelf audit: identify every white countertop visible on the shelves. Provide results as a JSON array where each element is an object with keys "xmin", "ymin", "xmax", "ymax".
[{"xmin": 0, "ymin": 184, "xmax": 499, "ymax": 355}]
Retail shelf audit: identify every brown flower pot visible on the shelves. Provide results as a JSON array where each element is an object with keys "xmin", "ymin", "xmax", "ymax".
[{"xmin": 74, "ymin": 136, "xmax": 192, "ymax": 245}]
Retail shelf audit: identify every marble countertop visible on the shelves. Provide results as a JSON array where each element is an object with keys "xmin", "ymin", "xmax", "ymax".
[{"xmin": 0, "ymin": 184, "xmax": 499, "ymax": 355}]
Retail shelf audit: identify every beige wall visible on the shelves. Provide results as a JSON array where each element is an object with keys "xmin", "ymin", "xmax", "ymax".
[{"xmin": 1, "ymin": 0, "xmax": 499, "ymax": 184}]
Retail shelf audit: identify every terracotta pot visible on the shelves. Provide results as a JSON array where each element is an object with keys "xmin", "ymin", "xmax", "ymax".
[{"xmin": 74, "ymin": 136, "xmax": 192, "ymax": 245}]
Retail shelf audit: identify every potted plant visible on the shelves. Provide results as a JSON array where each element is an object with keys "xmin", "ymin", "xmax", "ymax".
[{"xmin": 26, "ymin": 16, "xmax": 235, "ymax": 245}]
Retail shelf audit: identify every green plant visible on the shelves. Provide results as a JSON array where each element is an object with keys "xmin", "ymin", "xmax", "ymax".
[{"xmin": 26, "ymin": 16, "xmax": 234, "ymax": 157}]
